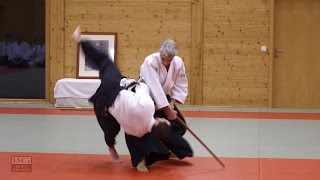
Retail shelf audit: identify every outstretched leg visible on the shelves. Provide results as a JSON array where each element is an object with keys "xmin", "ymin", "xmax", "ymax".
[
  {"xmin": 93, "ymin": 94, "xmax": 122, "ymax": 162},
  {"xmin": 72, "ymin": 25, "xmax": 114, "ymax": 71},
  {"xmin": 72, "ymin": 25, "xmax": 123, "ymax": 108},
  {"xmin": 73, "ymin": 26, "xmax": 123, "ymax": 163}
]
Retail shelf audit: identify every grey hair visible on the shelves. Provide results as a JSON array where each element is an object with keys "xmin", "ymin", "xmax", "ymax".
[{"xmin": 159, "ymin": 39, "xmax": 177, "ymax": 57}]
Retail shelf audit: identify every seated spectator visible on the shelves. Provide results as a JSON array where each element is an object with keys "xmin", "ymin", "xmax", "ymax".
[
  {"xmin": 29, "ymin": 36, "xmax": 45, "ymax": 68},
  {"xmin": 0, "ymin": 33, "xmax": 13, "ymax": 66},
  {"xmin": 7, "ymin": 34, "xmax": 31, "ymax": 67}
]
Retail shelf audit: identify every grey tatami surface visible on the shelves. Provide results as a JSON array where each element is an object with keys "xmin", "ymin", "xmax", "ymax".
[{"xmin": 1, "ymin": 105, "xmax": 320, "ymax": 160}]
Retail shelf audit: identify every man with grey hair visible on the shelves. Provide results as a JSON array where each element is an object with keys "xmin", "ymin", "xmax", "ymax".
[
  {"xmin": 160, "ymin": 39, "xmax": 177, "ymax": 59},
  {"xmin": 125, "ymin": 39, "xmax": 193, "ymax": 172},
  {"xmin": 140, "ymin": 39, "xmax": 188, "ymax": 120}
]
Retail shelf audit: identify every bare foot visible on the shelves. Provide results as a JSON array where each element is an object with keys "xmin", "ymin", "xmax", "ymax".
[
  {"xmin": 71, "ymin": 25, "xmax": 81, "ymax": 42},
  {"xmin": 136, "ymin": 159, "xmax": 148, "ymax": 172},
  {"xmin": 108, "ymin": 147, "xmax": 122, "ymax": 163}
]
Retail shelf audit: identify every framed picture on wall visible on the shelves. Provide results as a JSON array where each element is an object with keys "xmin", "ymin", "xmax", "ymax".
[{"xmin": 76, "ymin": 32, "xmax": 117, "ymax": 79}]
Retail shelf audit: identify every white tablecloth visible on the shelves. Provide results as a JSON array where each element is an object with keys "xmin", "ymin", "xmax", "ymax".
[{"xmin": 54, "ymin": 78, "xmax": 101, "ymax": 107}]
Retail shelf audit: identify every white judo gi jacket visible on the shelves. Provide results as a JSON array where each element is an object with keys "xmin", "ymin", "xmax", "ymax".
[
  {"xmin": 108, "ymin": 80, "xmax": 156, "ymax": 137},
  {"xmin": 139, "ymin": 52, "xmax": 188, "ymax": 110}
]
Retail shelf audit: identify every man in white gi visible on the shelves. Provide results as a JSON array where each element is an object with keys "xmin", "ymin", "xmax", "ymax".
[
  {"xmin": 72, "ymin": 26, "xmax": 172, "ymax": 172},
  {"xmin": 8, "ymin": 34, "xmax": 31, "ymax": 67},
  {"xmin": 139, "ymin": 39, "xmax": 188, "ymax": 120},
  {"xmin": 29, "ymin": 36, "xmax": 45, "ymax": 67},
  {"xmin": 0, "ymin": 33, "xmax": 13, "ymax": 66},
  {"xmin": 123, "ymin": 39, "xmax": 194, "ymax": 173}
]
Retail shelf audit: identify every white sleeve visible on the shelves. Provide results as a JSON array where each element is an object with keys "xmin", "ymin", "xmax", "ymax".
[
  {"xmin": 171, "ymin": 61, "xmax": 188, "ymax": 104},
  {"xmin": 140, "ymin": 58, "xmax": 169, "ymax": 109}
]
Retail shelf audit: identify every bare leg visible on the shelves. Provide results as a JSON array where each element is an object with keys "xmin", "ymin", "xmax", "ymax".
[
  {"xmin": 108, "ymin": 146, "xmax": 122, "ymax": 163},
  {"xmin": 136, "ymin": 158, "xmax": 148, "ymax": 172}
]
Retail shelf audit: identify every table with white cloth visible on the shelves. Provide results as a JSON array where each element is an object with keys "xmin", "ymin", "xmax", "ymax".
[{"xmin": 54, "ymin": 78, "xmax": 101, "ymax": 108}]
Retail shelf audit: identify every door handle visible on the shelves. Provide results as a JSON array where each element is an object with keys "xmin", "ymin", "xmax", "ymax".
[{"xmin": 275, "ymin": 49, "xmax": 285, "ymax": 53}]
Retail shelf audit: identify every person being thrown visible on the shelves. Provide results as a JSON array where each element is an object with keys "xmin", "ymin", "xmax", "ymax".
[{"xmin": 72, "ymin": 26, "xmax": 172, "ymax": 172}]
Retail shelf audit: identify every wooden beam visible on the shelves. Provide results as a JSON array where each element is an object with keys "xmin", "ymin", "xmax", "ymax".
[
  {"xmin": 48, "ymin": 0, "xmax": 65, "ymax": 103},
  {"xmin": 268, "ymin": 0, "xmax": 274, "ymax": 108},
  {"xmin": 190, "ymin": 0, "xmax": 204, "ymax": 105}
]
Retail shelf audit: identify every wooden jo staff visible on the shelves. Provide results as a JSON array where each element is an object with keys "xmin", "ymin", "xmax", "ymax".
[{"xmin": 176, "ymin": 116, "xmax": 225, "ymax": 168}]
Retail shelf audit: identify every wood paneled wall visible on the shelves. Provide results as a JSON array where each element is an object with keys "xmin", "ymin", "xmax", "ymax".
[
  {"xmin": 202, "ymin": 0, "xmax": 270, "ymax": 106},
  {"xmin": 47, "ymin": 0, "xmax": 65, "ymax": 102},
  {"xmin": 48, "ymin": 0, "xmax": 271, "ymax": 107}
]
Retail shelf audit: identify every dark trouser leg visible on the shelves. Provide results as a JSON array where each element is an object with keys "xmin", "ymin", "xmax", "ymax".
[
  {"xmin": 125, "ymin": 133, "xmax": 170, "ymax": 167},
  {"xmin": 80, "ymin": 40, "xmax": 124, "ymax": 108},
  {"xmin": 80, "ymin": 41, "xmax": 112, "ymax": 70},
  {"xmin": 161, "ymin": 129, "xmax": 193, "ymax": 159},
  {"xmin": 153, "ymin": 96, "xmax": 193, "ymax": 159},
  {"xmin": 93, "ymin": 95, "xmax": 120, "ymax": 147},
  {"xmin": 155, "ymin": 110, "xmax": 193, "ymax": 159}
]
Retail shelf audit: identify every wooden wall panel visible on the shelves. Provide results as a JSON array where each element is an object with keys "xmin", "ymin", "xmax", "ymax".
[
  {"xmin": 47, "ymin": 0, "xmax": 65, "ymax": 103},
  {"xmin": 64, "ymin": 0, "xmax": 192, "ymax": 104},
  {"xmin": 46, "ymin": 0, "xmax": 273, "ymax": 107},
  {"xmin": 190, "ymin": 0, "xmax": 204, "ymax": 105},
  {"xmin": 203, "ymin": 0, "xmax": 270, "ymax": 107}
]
